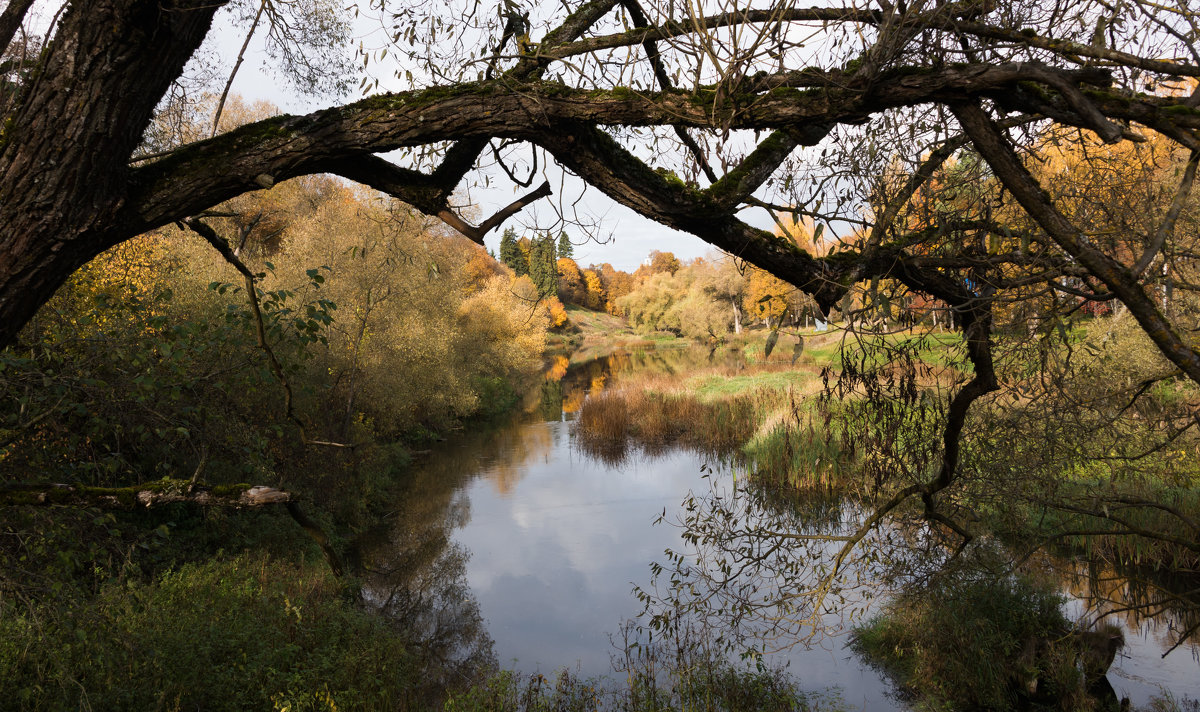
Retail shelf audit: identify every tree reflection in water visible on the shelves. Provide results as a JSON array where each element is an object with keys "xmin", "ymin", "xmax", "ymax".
[
  {"xmin": 633, "ymin": 467, "xmax": 1200, "ymax": 706},
  {"xmin": 353, "ymin": 435, "xmax": 503, "ymax": 697}
]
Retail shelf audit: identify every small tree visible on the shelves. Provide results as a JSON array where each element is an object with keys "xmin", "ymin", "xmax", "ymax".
[
  {"xmin": 556, "ymin": 231, "xmax": 574, "ymax": 260},
  {"xmin": 557, "ymin": 257, "xmax": 586, "ymax": 305},
  {"xmin": 582, "ymin": 269, "xmax": 605, "ymax": 311}
]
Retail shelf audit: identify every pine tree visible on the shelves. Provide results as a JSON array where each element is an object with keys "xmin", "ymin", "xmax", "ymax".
[
  {"xmin": 499, "ymin": 228, "xmax": 528, "ymax": 276},
  {"xmin": 556, "ymin": 231, "xmax": 574, "ymax": 260},
  {"xmin": 528, "ymin": 233, "xmax": 558, "ymax": 299}
]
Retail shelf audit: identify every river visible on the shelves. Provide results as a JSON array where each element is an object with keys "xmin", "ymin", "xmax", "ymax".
[{"xmin": 358, "ymin": 346, "xmax": 1200, "ymax": 710}]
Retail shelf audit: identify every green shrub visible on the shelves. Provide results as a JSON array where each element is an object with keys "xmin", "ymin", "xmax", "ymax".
[
  {"xmin": 852, "ymin": 575, "xmax": 1089, "ymax": 711},
  {"xmin": 0, "ymin": 554, "xmax": 425, "ymax": 711}
]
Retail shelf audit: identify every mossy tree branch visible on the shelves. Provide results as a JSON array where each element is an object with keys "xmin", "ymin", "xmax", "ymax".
[{"xmin": 0, "ymin": 480, "xmax": 291, "ymax": 508}]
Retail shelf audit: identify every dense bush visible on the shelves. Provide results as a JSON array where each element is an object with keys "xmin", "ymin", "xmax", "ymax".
[
  {"xmin": 0, "ymin": 554, "xmax": 429, "ymax": 711},
  {"xmin": 852, "ymin": 575, "xmax": 1094, "ymax": 711},
  {"xmin": 0, "ymin": 179, "xmax": 550, "ymax": 711}
]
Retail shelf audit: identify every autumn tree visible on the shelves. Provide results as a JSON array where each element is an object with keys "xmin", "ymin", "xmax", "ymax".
[
  {"xmin": 582, "ymin": 268, "xmax": 606, "ymax": 311},
  {"xmin": 556, "ymin": 256, "xmax": 587, "ymax": 305},
  {"xmin": 461, "ymin": 245, "xmax": 507, "ymax": 294},
  {"xmin": 619, "ymin": 270, "xmax": 679, "ymax": 334},
  {"xmin": 619, "ymin": 255, "xmax": 745, "ymax": 340},
  {"xmin": 743, "ymin": 266, "xmax": 795, "ymax": 327},
  {"xmin": 652, "ymin": 251, "xmax": 682, "ymax": 276},
  {"xmin": 698, "ymin": 257, "xmax": 747, "ymax": 334},
  {"xmin": 593, "ymin": 263, "xmax": 635, "ymax": 315}
]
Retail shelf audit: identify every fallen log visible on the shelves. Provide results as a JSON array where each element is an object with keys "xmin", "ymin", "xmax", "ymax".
[
  {"xmin": 1, "ymin": 479, "xmax": 345, "ymax": 577},
  {"xmin": 0, "ymin": 480, "xmax": 291, "ymax": 508}
]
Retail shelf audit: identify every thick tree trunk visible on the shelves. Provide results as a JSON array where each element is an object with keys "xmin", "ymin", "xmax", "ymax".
[{"xmin": 0, "ymin": 0, "xmax": 222, "ymax": 345}]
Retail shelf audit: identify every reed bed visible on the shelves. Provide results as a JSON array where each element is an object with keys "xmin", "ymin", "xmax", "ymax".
[
  {"xmin": 575, "ymin": 388, "xmax": 761, "ymax": 463},
  {"xmin": 573, "ymin": 356, "xmax": 849, "ymax": 489}
]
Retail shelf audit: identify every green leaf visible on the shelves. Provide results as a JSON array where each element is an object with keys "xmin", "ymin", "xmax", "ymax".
[{"xmin": 764, "ymin": 330, "xmax": 779, "ymax": 359}]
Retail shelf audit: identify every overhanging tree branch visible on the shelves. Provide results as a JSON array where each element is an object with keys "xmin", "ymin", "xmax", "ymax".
[
  {"xmin": 0, "ymin": 480, "xmax": 291, "ymax": 508},
  {"xmin": 0, "ymin": 0, "xmax": 35, "ymax": 56}
]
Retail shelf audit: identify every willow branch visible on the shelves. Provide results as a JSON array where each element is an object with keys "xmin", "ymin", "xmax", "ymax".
[
  {"xmin": 211, "ymin": 0, "xmax": 267, "ymax": 138},
  {"xmin": 953, "ymin": 100, "xmax": 1200, "ymax": 385}
]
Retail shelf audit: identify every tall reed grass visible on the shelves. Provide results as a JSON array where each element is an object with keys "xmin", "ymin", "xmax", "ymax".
[
  {"xmin": 575, "ymin": 389, "xmax": 760, "ymax": 463},
  {"xmin": 743, "ymin": 397, "xmax": 856, "ymax": 499}
]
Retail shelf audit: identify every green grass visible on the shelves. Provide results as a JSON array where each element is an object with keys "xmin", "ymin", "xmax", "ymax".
[
  {"xmin": 687, "ymin": 369, "xmax": 818, "ymax": 399},
  {"xmin": 733, "ymin": 327, "xmax": 962, "ymax": 371},
  {"xmin": 564, "ymin": 304, "xmax": 636, "ymax": 339},
  {"xmin": 743, "ymin": 417, "xmax": 854, "ymax": 497}
]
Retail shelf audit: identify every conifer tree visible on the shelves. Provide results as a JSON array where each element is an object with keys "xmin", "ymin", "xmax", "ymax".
[
  {"xmin": 528, "ymin": 233, "xmax": 558, "ymax": 299},
  {"xmin": 557, "ymin": 231, "xmax": 574, "ymax": 260},
  {"xmin": 499, "ymin": 228, "xmax": 528, "ymax": 277}
]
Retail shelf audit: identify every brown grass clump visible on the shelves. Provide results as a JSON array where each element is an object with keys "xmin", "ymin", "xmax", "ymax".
[{"xmin": 575, "ymin": 389, "xmax": 759, "ymax": 463}]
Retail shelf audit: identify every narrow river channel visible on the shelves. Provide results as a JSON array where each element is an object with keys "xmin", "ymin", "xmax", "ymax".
[{"xmin": 358, "ymin": 346, "xmax": 1200, "ymax": 710}]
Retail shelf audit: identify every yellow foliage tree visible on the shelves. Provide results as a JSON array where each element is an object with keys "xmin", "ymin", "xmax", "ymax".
[
  {"xmin": 556, "ymin": 257, "xmax": 586, "ymax": 306},
  {"xmin": 582, "ymin": 269, "xmax": 605, "ymax": 311}
]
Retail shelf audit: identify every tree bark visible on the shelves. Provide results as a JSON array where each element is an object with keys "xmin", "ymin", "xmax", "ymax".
[{"xmin": 0, "ymin": 0, "xmax": 223, "ymax": 345}]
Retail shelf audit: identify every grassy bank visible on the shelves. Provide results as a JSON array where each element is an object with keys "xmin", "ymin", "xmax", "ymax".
[
  {"xmin": 546, "ymin": 305, "xmax": 643, "ymax": 354},
  {"xmin": 571, "ymin": 328, "xmax": 923, "ymax": 495},
  {"xmin": 0, "ymin": 553, "xmax": 432, "ymax": 711},
  {"xmin": 851, "ymin": 574, "xmax": 1120, "ymax": 712},
  {"xmin": 575, "ymin": 322, "xmax": 1199, "ymax": 566}
]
